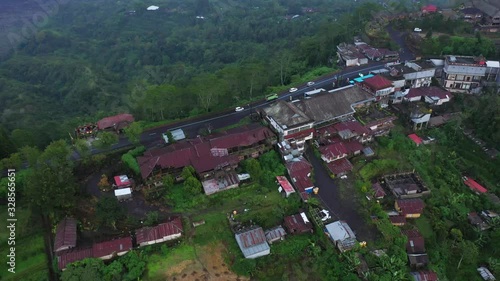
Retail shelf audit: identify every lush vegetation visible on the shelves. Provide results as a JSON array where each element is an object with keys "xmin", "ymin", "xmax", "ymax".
[{"xmin": 0, "ymin": 0, "xmax": 380, "ymax": 151}]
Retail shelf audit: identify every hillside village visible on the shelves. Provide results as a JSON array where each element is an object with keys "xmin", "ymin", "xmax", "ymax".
[{"xmin": 51, "ymin": 45, "xmax": 500, "ymax": 280}]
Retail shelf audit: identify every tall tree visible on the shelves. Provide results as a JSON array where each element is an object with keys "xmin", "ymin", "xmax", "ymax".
[
  {"xmin": 124, "ymin": 122, "xmax": 143, "ymax": 144},
  {"xmin": 0, "ymin": 125, "xmax": 16, "ymax": 159},
  {"xmin": 94, "ymin": 132, "xmax": 119, "ymax": 149},
  {"xmin": 25, "ymin": 140, "xmax": 77, "ymax": 214},
  {"xmin": 95, "ymin": 196, "xmax": 125, "ymax": 230}
]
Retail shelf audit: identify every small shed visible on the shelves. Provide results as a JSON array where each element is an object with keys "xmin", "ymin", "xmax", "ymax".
[
  {"xmin": 264, "ymin": 226, "xmax": 286, "ymax": 244},
  {"xmin": 276, "ymin": 176, "xmax": 296, "ymax": 197},
  {"xmin": 408, "ymin": 134, "xmax": 423, "ymax": 146},
  {"xmin": 477, "ymin": 267, "xmax": 496, "ymax": 281},
  {"xmin": 235, "ymin": 227, "xmax": 270, "ymax": 259},
  {"xmin": 325, "ymin": 220, "xmax": 357, "ymax": 252},
  {"xmin": 284, "ymin": 212, "xmax": 313, "ymax": 234},
  {"xmin": 114, "ymin": 175, "xmax": 132, "ymax": 188},
  {"xmin": 114, "ymin": 188, "xmax": 132, "ymax": 201},
  {"xmin": 363, "ymin": 147, "xmax": 375, "ymax": 157}
]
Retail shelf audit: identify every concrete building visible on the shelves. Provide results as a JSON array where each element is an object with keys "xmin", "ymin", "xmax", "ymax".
[
  {"xmin": 261, "ymin": 101, "xmax": 314, "ymax": 154},
  {"xmin": 114, "ymin": 188, "xmax": 132, "ymax": 201},
  {"xmin": 337, "ymin": 43, "xmax": 368, "ymax": 67},
  {"xmin": 442, "ymin": 55, "xmax": 487, "ymax": 93},
  {"xmin": 325, "ymin": 221, "xmax": 357, "ymax": 252}
]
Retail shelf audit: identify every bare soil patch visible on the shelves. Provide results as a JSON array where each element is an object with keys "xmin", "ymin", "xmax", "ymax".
[{"xmin": 164, "ymin": 243, "xmax": 249, "ymax": 281}]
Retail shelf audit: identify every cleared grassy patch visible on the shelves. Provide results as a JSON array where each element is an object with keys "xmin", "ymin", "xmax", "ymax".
[
  {"xmin": 146, "ymin": 243, "xmax": 196, "ymax": 279},
  {"xmin": 414, "ymin": 215, "xmax": 434, "ymax": 240}
]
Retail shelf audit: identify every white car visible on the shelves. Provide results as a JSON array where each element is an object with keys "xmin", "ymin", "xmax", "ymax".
[
  {"xmin": 289, "ymin": 87, "xmax": 298, "ymax": 93},
  {"xmin": 414, "ymin": 27, "xmax": 422, "ymax": 32},
  {"xmin": 235, "ymin": 107, "xmax": 244, "ymax": 112},
  {"xmin": 307, "ymin": 81, "xmax": 315, "ymax": 86},
  {"xmin": 318, "ymin": 209, "xmax": 331, "ymax": 221}
]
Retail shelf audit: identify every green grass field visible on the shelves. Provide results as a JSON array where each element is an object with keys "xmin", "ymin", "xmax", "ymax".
[{"xmin": 0, "ymin": 206, "xmax": 49, "ymax": 281}]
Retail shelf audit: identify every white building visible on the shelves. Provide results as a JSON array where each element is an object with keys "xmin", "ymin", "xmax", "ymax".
[{"xmin": 442, "ymin": 55, "xmax": 487, "ymax": 93}]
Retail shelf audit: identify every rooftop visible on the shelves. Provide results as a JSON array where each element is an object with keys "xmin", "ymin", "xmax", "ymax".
[
  {"xmin": 445, "ymin": 55, "xmax": 487, "ymax": 66},
  {"xmin": 362, "ymin": 75, "xmax": 394, "ymax": 91},
  {"xmin": 372, "ymin": 182, "xmax": 386, "ymax": 198},
  {"xmin": 325, "ymin": 220, "xmax": 357, "ymax": 242},
  {"xmin": 92, "ymin": 236, "xmax": 133, "ymax": 258},
  {"xmin": 463, "ymin": 176, "xmax": 488, "ymax": 193},
  {"xmin": 54, "ymin": 218, "xmax": 77, "ymax": 253},
  {"xmin": 405, "ymin": 87, "xmax": 451, "ymax": 100},
  {"xmin": 97, "ymin": 113, "xmax": 134, "ymax": 130},
  {"xmin": 410, "ymin": 271, "xmax": 438, "ymax": 281},
  {"xmin": 326, "ymin": 157, "xmax": 354, "ymax": 176},
  {"xmin": 264, "ymin": 226, "xmax": 286, "ymax": 242},
  {"xmin": 397, "ymin": 198, "xmax": 425, "ymax": 215},
  {"xmin": 262, "ymin": 100, "xmax": 313, "ymax": 129},
  {"xmin": 408, "ymin": 134, "xmax": 423, "ymax": 145},
  {"xmin": 235, "ymin": 227, "xmax": 270, "ymax": 258},
  {"xmin": 284, "ymin": 212, "xmax": 313, "ymax": 234},
  {"xmin": 276, "ymin": 176, "xmax": 295, "ymax": 194},
  {"xmin": 286, "ymin": 157, "xmax": 314, "ymax": 201},
  {"xmin": 58, "ymin": 247, "xmax": 93, "ymax": 270},
  {"xmin": 135, "ymin": 217, "xmax": 183, "ymax": 244},
  {"xmin": 403, "ymin": 229, "xmax": 426, "ymax": 253},
  {"xmin": 294, "ymin": 85, "xmax": 374, "ymax": 125}
]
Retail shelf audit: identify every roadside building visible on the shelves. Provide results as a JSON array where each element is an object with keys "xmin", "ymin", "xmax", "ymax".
[
  {"xmin": 421, "ymin": 4, "xmax": 438, "ymax": 14},
  {"xmin": 470, "ymin": 0, "xmax": 500, "ymax": 32},
  {"xmin": 337, "ymin": 43, "xmax": 368, "ymax": 67},
  {"xmin": 284, "ymin": 212, "xmax": 313, "ymax": 234},
  {"xmin": 404, "ymin": 87, "xmax": 451, "ymax": 105},
  {"xmin": 286, "ymin": 157, "xmax": 314, "ymax": 201},
  {"xmin": 136, "ymin": 217, "xmax": 183, "ymax": 247},
  {"xmin": 360, "ymin": 75, "xmax": 395, "ymax": 101},
  {"xmin": 235, "ymin": 227, "xmax": 270, "ymax": 259},
  {"xmin": 395, "ymin": 199, "xmax": 425, "ymax": 218},
  {"xmin": 326, "ymin": 157, "xmax": 354, "ymax": 177},
  {"xmin": 442, "ymin": 55, "xmax": 487, "ymax": 93},
  {"xmin": 54, "ymin": 218, "xmax": 77, "ymax": 253},
  {"xmin": 325, "ymin": 220, "xmax": 358, "ymax": 252},
  {"xmin": 97, "ymin": 113, "xmax": 135, "ymax": 132},
  {"xmin": 261, "ymin": 100, "xmax": 314, "ymax": 155},
  {"xmin": 114, "ymin": 175, "xmax": 133, "ymax": 189}
]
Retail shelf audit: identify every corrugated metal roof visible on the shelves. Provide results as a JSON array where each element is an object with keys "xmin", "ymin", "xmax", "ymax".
[
  {"xmin": 464, "ymin": 177, "xmax": 488, "ymax": 193},
  {"xmin": 235, "ymin": 227, "xmax": 270, "ymax": 258},
  {"xmin": 264, "ymin": 226, "xmax": 286, "ymax": 242},
  {"xmin": 276, "ymin": 176, "xmax": 295, "ymax": 194},
  {"xmin": 97, "ymin": 114, "xmax": 134, "ymax": 130},
  {"xmin": 92, "ymin": 237, "xmax": 133, "ymax": 259},
  {"xmin": 114, "ymin": 188, "xmax": 132, "ymax": 196},
  {"xmin": 54, "ymin": 218, "xmax": 77, "ymax": 252},
  {"xmin": 136, "ymin": 217, "xmax": 183, "ymax": 244},
  {"xmin": 325, "ymin": 221, "xmax": 356, "ymax": 242},
  {"xmin": 58, "ymin": 247, "xmax": 93, "ymax": 270},
  {"xmin": 284, "ymin": 213, "xmax": 313, "ymax": 233}
]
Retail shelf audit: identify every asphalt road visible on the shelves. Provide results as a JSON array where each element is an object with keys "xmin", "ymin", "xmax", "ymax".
[
  {"xmin": 305, "ymin": 148, "xmax": 378, "ymax": 243},
  {"xmin": 386, "ymin": 24, "xmax": 416, "ymax": 61}
]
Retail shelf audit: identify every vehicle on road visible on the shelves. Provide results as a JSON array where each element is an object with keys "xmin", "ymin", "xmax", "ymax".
[
  {"xmin": 414, "ymin": 27, "xmax": 422, "ymax": 32},
  {"xmin": 304, "ymin": 88, "xmax": 325, "ymax": 98},
  {"xmin": 307, "ymin": 81, "xmax": 315, "ymax": 86},
  {"xmin": 319, "ymin": 209, "xmax": 331, "ymax": 222},
  {"xmin": 289, "ymin": 87, "xmax": 298, "ymax": 93},
  {"xmin": 266, "ymin": 93, "xmax": 278, "ymax": 101},
  {"xmin": 235, "ymin": 106, "xmax": 244, "ymax": 112}
]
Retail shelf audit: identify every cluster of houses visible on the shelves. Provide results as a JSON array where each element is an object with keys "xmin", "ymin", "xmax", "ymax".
[
  {"xmin": 461, "ymin": 0, "xmax": 500, "ymax": 33},
  {"xmin": 234, "ymin": 211, "xmax": 358, "ymax": 259},
  {"xmin": 74, "ymin": 113, "xmax": 135, "ymax": 138},
  {"xmin": 54, "ymin": 217, "xmax": 183, "ymax": 270},
  {"xmin": 337, "ymin": 39, "xmax": 399, "ymax": 67}
]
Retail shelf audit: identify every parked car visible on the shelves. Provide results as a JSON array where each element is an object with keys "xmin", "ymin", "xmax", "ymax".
[
  {"xmin": 414, "ymin": 27, "xmax": 422, "ymax": 32},
  {"xmin": 307, "ymin": 81, "xmax": 315, "ymax": 86},
  {"xmin": 235, "ymin": 106, "xmax": 244, "ymax": 112},
  {"xmin": 319, "ymin": 209, "xmax": 331, "ymax": 221},
  {"xmin": 289, "ymin": 87, "xmax": 298, "ymax": 93}
]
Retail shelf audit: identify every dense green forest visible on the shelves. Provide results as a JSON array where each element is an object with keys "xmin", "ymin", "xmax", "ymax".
[{"xmin": 0, "ymin": 0, "xmax": 379, "ymax": 151}]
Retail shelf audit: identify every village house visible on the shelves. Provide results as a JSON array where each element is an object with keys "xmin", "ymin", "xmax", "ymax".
[
  {"xmin": 114, "ymin": 188, "xmax": 132, "ymax": 201},
  {"xmin": 389, "ymin": 215, "xmax": 407, "ymax": 226},
  {"xmin": 403, "ymin": 87, "xmax": 451, "ymax": 106},
  {"xmin": 317, "ymin": 120, "xmax": 372, "ymax": 144},
  {"xmin": 371, "ymin": 182, "xmax": 386, "ymax": 200},
  {"xmin": 54, "ymin": 218, "xmax": 77, "ymax": 253},
  {"xmin": 468, "ymin": 212, "xmax": 491, "ymax": 231},
  {"xmin": 136, "ymin": 217, "xmax": 183, "ymax": 247},
  {"xmin": 93, "ymin": 236, "xmax": 133, "ymax": 260},
  {"xmin": 235, "ymin": 227, "xmax": 270, "ymax": 259},
  {"xmin": 403, "ymin": 229, "xmax": 429, "ymax": 268},
  {"xmin": 276, "ymin": 176, "xmax": 296, "ymax": 198},
  {"xmin": 442, "ymin": 55, "xmax": 487, "ymax": 93},
  {"xmin": 477, "ymin": 266, "xmax": 496, "ymax": 280},
  {"xmin": 395, "ymin": 199, "xmax": 425, "ymax": 218},
  {"xmin": 360, "ymin": 75, "xmax": 395, "ymax": 102},
  {"xmin": 460, "ymin": 7, "xmax": 483, "ymax": 23},
  {"xmin": 261, "ymin": 100, "xmax": 314, "ymax": 157},
  {"xmin": 97, "ymin": 113, "xmax": 135, "ymax": 132},
  {"xmin": 286, "ymin": 157, "xmax": 314, "ymax": 201},
  {"xmin": 113, "ymin": 175, "xmax": 133, "ymax": 189},
  {"xmin": 337, "ymin": 43, "xmax": 368, "ymax": 67},
  {"xmin": 409, "ymin": 106, "xmax": 432, "ymax": 130},
  {"xmin": 284, "ymin": 212, "xmax": 313, "ymax": 234},
  {"xmin": 294, "ymin": 85, "xmax": 375, "ymax": 127},
  {"xmin": 469, "ymin": 0, "xmax": 500, "ymax": 32},
  {"xmin": 411, "ymin": 270, "xmax": 438, "ymax": 281},
  {"xmin": 325, "ymin": 220, "xmax": 358, "ymax": 252},
  {"xmin": 421, "ymin": 4, "xmax": 438, "ymax": 14},
  {"xmin": 58, "ymin": 247, "xmax": 94, "ymax": 271},
  {"xmin": 355, "ymin": 106, "xmax": 397, "ymax": 137},
  {"xmin": 463, "ymin": 176, "xmax": 488, "ymax": 194},
  {"xmin": 264, "ymin": 226, "xmax": 287, "ymax": 244},
  {"xmin": 384, "ymin": 172, "xmax": 430, "ymax": 199},
  {"xmin": 138, "ymin": 124, "xmax": 276, "ymax": 184}
]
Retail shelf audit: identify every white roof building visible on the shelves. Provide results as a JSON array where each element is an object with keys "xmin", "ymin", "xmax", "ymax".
[{"xmin": 147, "ymin": 5, "xmax": 159, "ymax": 11}]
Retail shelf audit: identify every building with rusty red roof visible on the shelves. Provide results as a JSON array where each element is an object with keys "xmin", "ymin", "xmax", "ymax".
[
  {"xmin": 411, "ymin": 270, "xmax": 438, "ymax": 281},
  {"xmin": 396, "ymin": 199, "xmax": 425, "ymax": 218},
  {"xmin": 136, "ymin": 217, "xmax": 183, "ymax": 247},
  {"xmin": 54, "ymin": 218, "xmax": 77, "ymax": 253},
  {"xmin": 361, "ymin": 75, "xmax": 395, "ymax": 100},
  {"xmin": 138, "ymin": 124, "xmax": 276, "ymax": 180},
  {"xmin": 97, "ymin": 113, "xmax": 134, "ymax": 131},
  {"xmin": 284, "ymin": 212, "xmax": 313, "ymax": 234},
  {"xmin": 404, "ymin": 87, "xmax": 451, "ymax": 105},
  {"xmin": 463, "ymin": 176, "xmax": 488, "ymax": 194},
  {"xmin": 320, "ymin": 142, "xmax": 348, "ymax": 163},
  {"xmin": 235, "ymin": 227, "xmax": 270, "ymax": 259},
  {"xmin": 57, "ymin": 247, "xmax": 93, "ymax": 270},
  {"xmin": 286, "ymin": 157, "xmax": 314, "ymax": 201},
  {"xmin": 421, "ymin": 4, "xmax": 437, "ymax": 13},
  {"xmin": 372, "ymin": 182, "xmax": 386, "ymax": 199},
  {"xmin": 326, "ymin": 157, "xmax": 354, "ymax": 177},
  {"xmin": 93, "ymin": 236, "xmax": 133, "ymax": 260}
]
